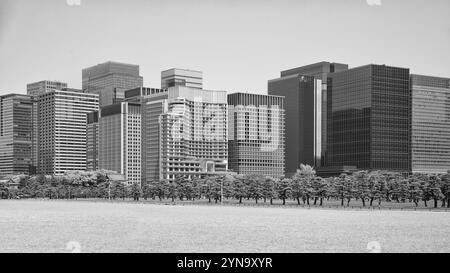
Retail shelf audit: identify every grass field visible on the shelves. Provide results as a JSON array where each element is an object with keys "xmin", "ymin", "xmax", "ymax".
[{"xmin": 0, "ymin": 200, "xmax": 449, "ymax": 253}]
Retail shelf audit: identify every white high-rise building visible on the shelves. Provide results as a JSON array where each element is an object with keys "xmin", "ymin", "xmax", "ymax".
[
  {"xmin": 37, "ymin": 89, "xmax": 99, "ymax": 175},
  {"xmin": 159, "ymin": 86, "xmax": 228, "ymax": 181}
]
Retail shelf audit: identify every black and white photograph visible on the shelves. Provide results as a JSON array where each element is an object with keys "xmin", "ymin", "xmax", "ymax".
[{"xmin": 0, "ymin": 0, "xmax": 449, "ymax": 262}]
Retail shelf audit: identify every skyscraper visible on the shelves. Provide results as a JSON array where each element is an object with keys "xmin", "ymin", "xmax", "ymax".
[
  {"xmin": 277, "ymin": 62, "xmax": 348, "ymax": 166},
  {"xmin": 38, "ymin": 89, "xmax": 99, "ymax": 175},
  {"xmin": 0, "ymin": 94, "xmax": 35, "ymax": 176},
  {"xmin": 86, "ymin": 111, "xmax": 99, "ymax": 172},
  {"xmin": 159, "ymin": 86, "xmax": 228, "ymax": 181},
  {"xmin": 161, "ymin": 68, "xmax": 203, "ymax": 89},
  {"xmin": 326, "ymin": 64, "xmax": 411, "ymax": 172},
  {"xmin": 125, "ymin": 87, "xmax": 169, "ymax": 185},
  {"xmin": 411, "ymin": 74, "xmax": 450, "ymax": 174},
  {"xmin": 228, "ymin": 93, "xmax": 285, "ymax": 178},
  {"xmin": 82, "ymin": 61, "xmax": 143, "ymax": 107},
  {"xmin": 268, "ymin": 74, "xmax": 322, "ymax": 177},
  {"xmin": 98, "ymin": 102, "xmax": 141, "ymax": 185},
  {"xmin": 26, "ymin": 80, "xmax": 68, "ymax": 97}
]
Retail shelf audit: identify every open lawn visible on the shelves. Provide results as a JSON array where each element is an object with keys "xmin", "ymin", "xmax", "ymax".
[{"xmin": 0, "ymin": 200, "xmax": 449, "ymax": 253}]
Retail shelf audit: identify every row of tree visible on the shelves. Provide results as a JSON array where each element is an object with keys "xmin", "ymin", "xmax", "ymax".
[{"xmin": 1, "ymin": 165, "xmax": 450, "ymax": 208}]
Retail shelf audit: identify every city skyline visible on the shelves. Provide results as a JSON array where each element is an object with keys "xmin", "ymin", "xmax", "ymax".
[{"xmin": 1, "ymin": 0, "xmax": 450, "ymax": 95}]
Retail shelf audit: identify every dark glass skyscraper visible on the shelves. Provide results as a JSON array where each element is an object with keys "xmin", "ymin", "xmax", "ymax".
[
  {"xmin": 268, "ymin": 74, "xmax": 322, "ymax": 177},
  {"xmin": 277, "ymin": 62, "xmax": 349, "ymax": 166},
  {"xmin": 326, "ymin": 64, "xmax": 411, "ymax": 171},
  {"xmin": 82, "ymin": 61, "xmax": 143, "ymax": 107},
  {"xmin": 0, "ymin": 94, "xmax": 35, "ymax": 176}
]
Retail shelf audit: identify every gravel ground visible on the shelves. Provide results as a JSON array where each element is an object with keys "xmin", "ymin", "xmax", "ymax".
[{"xmin": 0, "ymin": 200, "xmax": 449, "ymax": 253}]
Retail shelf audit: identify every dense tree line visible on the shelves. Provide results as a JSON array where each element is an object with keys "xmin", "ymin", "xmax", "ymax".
[{"xmin": 1, "ymin": 165, "xmax": 450, "ymax": 208}]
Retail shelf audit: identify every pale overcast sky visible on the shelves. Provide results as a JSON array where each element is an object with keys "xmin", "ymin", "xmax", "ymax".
[{"xmin": 0, "ymin": 0, "xmax": 449, "ymax": 95}]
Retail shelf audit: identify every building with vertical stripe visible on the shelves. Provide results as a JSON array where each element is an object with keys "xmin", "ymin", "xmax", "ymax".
[
  {"xmin": 227, "ymin": 93, "xmax": 285, "ymax": 178},
  {"xmin": 98, "ymin": 102, "xmax": 141, "ymax": 185}
]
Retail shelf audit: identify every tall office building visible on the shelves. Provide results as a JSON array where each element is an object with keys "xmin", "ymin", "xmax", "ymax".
[
  {"xmin": 27, "ymin": 80, "xmax": 69, "ymax": 174},
  {"xmin": 160, "ymin": 86, "xmax": 228, "ymax": 181},
  {"xmin": 125, "ymin": 87, "xmax": 169, "ymax": 185},
  {"xmin": 0, "ymin": 94, "xmax": 35, "ymax": 176},
  {"xmin": 228, "ymin": 93, "xmax": 285, "ymax": 178},
  {"xmin": 277, "ymin": 62, "xmax": 348, "ymax": 166},
  {"xmin": 161, "ymin": 68, "xmax": 203, "ymax": 89},
  {"xmin": 82, "ymin": 61, "xmax": 143, "ymax": 107},
  {"xmin": 326, "ymin": 64, "xmax": 410, "ymax": 172},
  {"xmin": 98, "ymin": 102, "xmax": 141, "ymax": 185},
  {"xmin": 268, "ymin": 74, "xmax": 322, "ymax": 177},
  {"xmin": 27, "ymin": 80, "xmax": 68, "ymax": 97},
  {"xmin": 411, "ymin": 74, "xmax": 450, "ymax": 174},
  {"xmin": 38, "ymin": 89, "xmax": 99, "ymax": 175},
  {"xmin": 86, "ymin": 111, "xmax": 99, "ymax": 171}
]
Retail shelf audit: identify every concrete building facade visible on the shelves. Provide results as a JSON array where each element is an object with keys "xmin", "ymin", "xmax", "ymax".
[
  {"xmin": 125, "ymin": 87, "xmax": 169, "ymax": 185},
  {"xmin": 37, "ymin": 89, "xmax": 99, "ymax": 175},
  {"xmin": 228, "ymin": 93, "xmax": 285, "ymax": 178},
  {"xmin": 27, "ymin": 80, "xmax": 68, "ymax": 97},
  {"xmin": 98, "ymin": 102, "xmax": 141, "ymax": 185},
  {"xmin": 159, "ymin": 86, "xmax": 228, "ymax": 181}
]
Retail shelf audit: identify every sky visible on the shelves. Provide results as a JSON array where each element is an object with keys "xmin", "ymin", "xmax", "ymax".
[{"xmin": 0, "ymin": 0, "xmax": 449, "ymax": 95}]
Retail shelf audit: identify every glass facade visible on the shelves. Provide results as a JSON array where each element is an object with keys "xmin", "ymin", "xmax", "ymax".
[
  {"xmin": 411, "ymin": 74, "xmax": 450, "ymax": 174},
  {"xmin": 228, "ymin": 93, "xmax": 285, "ymax": 178},
  {"xmin": 82, "ymin": 61, "xmax": 143, "ymax": 107},
  {"xmin": 0, "ymin": 94, "xmax": 35, "ymax": 176},
  {"xmin": 161, "ymin": 68, "xmax": 203, "ymax": 90},
  {"xmin": 268, "ymin": 74, "xmax": 322, "ymax": 177},
  {"xmin": 279, "ymin": 62, "xmax": 349, "ymax": 166},
  {"xmin": 327, "ymin": 65, "xmax": 411, "ymax": 171}
]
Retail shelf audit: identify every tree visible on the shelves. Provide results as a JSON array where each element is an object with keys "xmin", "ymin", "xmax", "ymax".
[
  {"xmin": 367, "ymin": 171, "xmax": 385, "ymax": 206},
  {"xmin": 232, "ymin": 174, "xmax": 247, "ymax": 204},
  {"xmin": 290, "ymin": 174, "xmax": 304, "ymax": 205},
  {"xmin": 342, "ymin": 174, "xmax": 356, "ymax": 206},
  {"xmin": 277, "ymin": 178, "xmax": 292, "ymax": 205},
  {"xmin": 353, "ymin": 171, "xmax": 371, "ymax": 207},
  {"xmin": 246, "ymin": 174, "xmax": 264, "ymax": 204},
  {"xmin": 428, "ymin": 175, "xmax": 443, "ymax": 208},
  {"xmin": 129, "ymin": 183, "xmax": 142, "ymax": 201},
  {"xmin": 311, "ymin": 177, "xmax": 328, "ymax": 206},
  {"xmin": 440, "ymin": 172, "xmax": 450, "ymax": 208},
  {"xmin": 167, "ymin": 180, "xmax": 179, "ymax": 202},
  {"xmin": 211, "ymin": 176, "xmax": 226, "ymax": 203},
  {"xmin": 261, "ymin": 176, "xmax": 278, "ymax": 205},
  {"xmin": 408, "ymin": 174, "xmax": 423, "ymax": 207}
]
